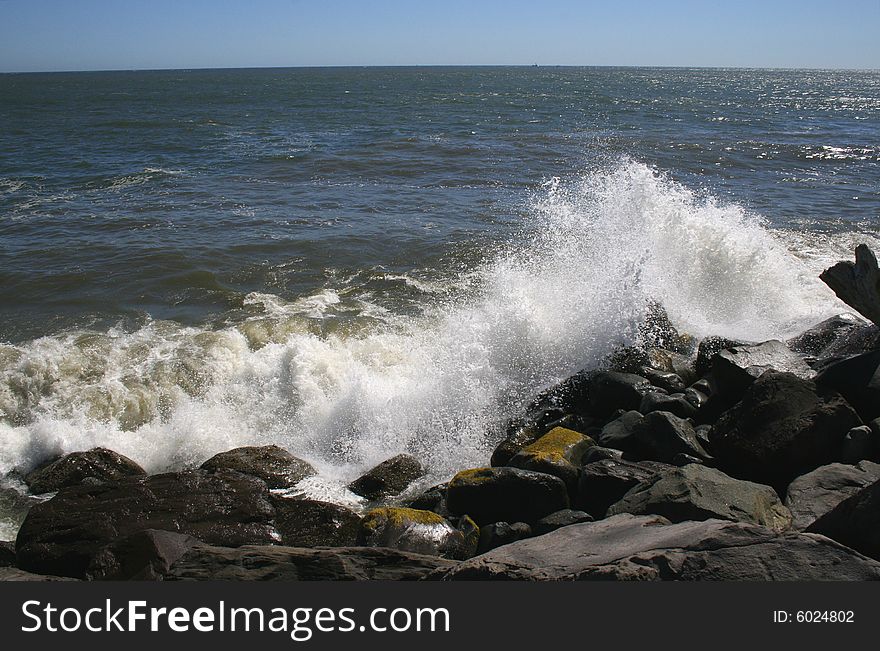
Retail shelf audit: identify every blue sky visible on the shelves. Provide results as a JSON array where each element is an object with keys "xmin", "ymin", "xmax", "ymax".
[{"xmin": 1, "ymin": 0, "xmax": 878, "ymax": 72}]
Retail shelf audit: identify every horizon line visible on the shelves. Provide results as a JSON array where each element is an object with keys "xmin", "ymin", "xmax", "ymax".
[{"xmin": 2, "ymin": 63, "xmax": 879, "ymax": 75}]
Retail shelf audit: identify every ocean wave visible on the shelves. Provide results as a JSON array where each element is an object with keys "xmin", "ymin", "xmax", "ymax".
[{"xmin": 0, "ymin": 160, "xmax": 848, "ymax": 493}]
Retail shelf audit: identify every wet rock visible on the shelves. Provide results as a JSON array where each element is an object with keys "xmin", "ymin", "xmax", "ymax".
[
  {"xmin": 25, "ymin": 448, "xmax": 146, "ymax": 494},
  {"xmin": 640, "ymin": 368, "xmax": 687, "ymax": 393},
  {"xmin": 840, "ymin": 426, "xmax": 876, "ymax": 464},
  {"xmin": 490, "ymin": 423, "xmax": 544, "ymax": 467},
  {"xmin": 477, "ymin": 522, "xmax": 532, "ymax": 554},
  {"xmin": 582, "ymin": 446, "xmax": 623, "ymax": 463},
  {"xmin": 819, "ymin": 244, "xmax": 880, "ymax": 325},
  {"xmin": 347, "ymin": 454, "xmax": 424, "ymax": 500},
  {"xmin": 165, "ymin": 544, "xmax": 456, "ymax": 581},
  {"xmin": 645, "ymin": 348, "xmax": 698, "ymax": 385},
  {"xmin": 711, "ymin": 340, "xmax": 814, "ymax": 398},
  {"xmin": 406, "ymin": 483, "xmax": 450, "ymax": 516},
  {"xmin": 433, "ymin": 514, "xmax": 880, "ymax": 581},
  {"xmin": 508, "ymin": 426, "xmax": 594, "ymax": 495},
  {"xmin": 607, "ymin": 464, "xmax": 791, "ymax": 532},
  {"xmin": 627, "ymin": 411, "xmax": 710, "ymax": 464},
  {"xmin": 682, "ymin": 387, "xmax": 709, "ymax": 409},
  {"xmin": 534, "ymin": 509, "xmax": 593, "ymax": 536},
  {"xmin": 784, "ymin": 461, "xmax": 880, "ymax": 530},
  {"xmin": 695, "ymin": 336, "xmax": 751, "ymax": 376},
  {"xmin": 576, "ymin": 459, "xmax": 672, "ymax": 518},
  {"xmin": 815, "ymin": 350, "xmax": 880, "ymax": 422},
  {"xmin": 15, "ymin": 469, "xmax": 279, "ymax": 579},
  {"xmin": 446, "ymin": 467, "xmax": 569, "ymax": 525},
  {"xmin": 709, "ymin": 371, "xmax": 862, "ymax": 491},
  {"xmin": 597, "ymin": 410, "xmax": 644, "ymax": 454},
  {"xmin": 273, "ymin": 497, "xmax": 362, "ymax": 548},
  {"xmin": 200, "ymin": 445, "xmax": 316, "ymax": 489},
  {"xmin": 585, "ymin": 371, "xmax": 653, "ymax": 418},
  {"xmin": 357, "ymin": 507, "xmax": 477, "ymax": 560},
  {"xmin": 638, "ymin": 301, "xmax": 694, "ymax": 353},
  {"xmin": 0, "ymin": 541, "xmax": 14, "ymax": 567},
  {"xmin": 639, "ymin": 391, "xmax": 697, "ymax": 418},
  {"xmin": 788, "ymin": 314, "xmax": 866, "ymax": 357},
  {"xmin": 88, "ymin": 529, "xmax": 200, "ymax": 580},
  {"xmin": 806, "ymin": 478, "xmax": 880, "ymax": 561}
]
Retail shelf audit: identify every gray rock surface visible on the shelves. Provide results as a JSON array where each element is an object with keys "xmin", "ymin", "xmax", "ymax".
[
  {"xmin": 200, "ymin": 445, "xmax": 315, "ymax": 489},
  {"xmin": 25, "ymin": 447, "xmax": 146, "ymax": 494},
  {"xmin": 784, "ymin": 461, "xmax": 880, "ymax": 530}
]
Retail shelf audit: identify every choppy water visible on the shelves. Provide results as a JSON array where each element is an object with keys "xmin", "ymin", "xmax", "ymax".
[{"xmin": 1, "ymin": 67, "xmax": 879, "ymax": 519}]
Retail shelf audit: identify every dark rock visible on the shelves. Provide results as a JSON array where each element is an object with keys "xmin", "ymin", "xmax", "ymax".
[
  {"xmin": 200, "ymin": 445, "xmax": 315, "ymax": 489},
  {"xmin": 88, "ymin": 529, "xmax": 200, "ymax": 580},
  {"xmin": 357, "ymin": 507, "xmax": 477, "ymax": 560},
  {"xmin": 585, "ymin": 371, "xmax": 653, "ymax": 418},
  {"xmin": 490, "ymin": 423, "xmax": 544, "ymax": 467},
  {"xmin": 534, "ymin": 509, "xmax": 593, "ymax": 536},
  {"xmin": 627, "ymin": 411, "xmax": 710, "ymax": 464},
  {"xmin": 582, "ymin": 446, "xmax": 623, "ymax": 463},
  {"xmin": 638, "ymin": 301, "xmax": 694, "ymax": 353},
  {"xmin": 788, "ymin": 314, "xmax": 866, "ymax": 357},
  {"xmin": 165, "ymin": 544, "xmax": 456, "ymax": 581},
  {"xmin": 446, "ymin": 467, "xmax": 569, "ymax": 525},
  {"xmin": 347, "ymin": 454, "xmax": 424, "ymax": 500},
  {"xmin": 784, "ymin": 461, "xmax": 880, "ymax": 530},
  {"xmin": 0, "ymin": 541, "xmax": 15, "ymax": 567},
  {"xmin": 508, "ymin": 426, "xmax": 594, "ymax": 496},
  {"xmin": 477, "ymin": 522, "xmax": 532, "ymax": 554},
  {"xmin": 597, "ymin": 410, "xmax": 644, "ymax": 453},
  {"xmin": 607, "ymin": 464, "xmax": 791, "ymax": 532},
  {"xmin": 15, "ymin": 469, "xmax": 279, "ymax": 579},
  {"xmin": 682, "ymin": 387, "xmax": 709, "ymax": 409},
  {"xmin": 25, "ymin": 448, "xmax": 146, "ymax": 494},
  {"xmin": 815, "ymin": 324, "xmax": 880, "ymax": 363},
  {"xmin": 645, "ymin": 348, "xmax": 698, "ymax": 385},
  {"xmin": 819, "ymin": 244, "xmax": 880, "ymax": 325},
  {"xmin": 815, "ymin": 350, "xmax": 880, "ymax": 422},
  {"xmin": 273, "ymin": 497, "xmax": 362, "ymax": 548},
  {"xmin": 0, "ymin": 567, "xmax": 78, "ymax": 581},
  {"xmin": 806, "ymin": 479, "xmax": 880, "ymax": 561},
  {"xmin": 711, "ymin": 340, "xmax": 814, "ymax": 397},
  {"xmin": 639, "ymin": 391, "xmax": 697, "ymax": 418},
  {"xmin": 841, "ymin": 426, "xmax": 875, "ymax": 464},
  {"xmin": 576, "ymin": 459, "xmax": 672, "ymax": 518},
  {"xmin": 709, "ymin": 371, "xmax": 863, "ymax": 491},
  {"xmin": 433, "ymin": 514, "xmax": 880, "ymax": 581},
  {"xmin": 671, "ymin": 453, "xmax": 704, "ymax": 466},
  {"xmin": 406, "ymin": 483, "xmax": 450, "ymax": 516},
  {"xmin": 696, "ymin": 336, "xmax": 751, "ymax": 376},
  {"xmin": 0, "ymin": 486, "xmax": 41, "ymax": 540},
  {"xmin": 640, "ymin": 368, "xmax": 687, "ymax": 393}
]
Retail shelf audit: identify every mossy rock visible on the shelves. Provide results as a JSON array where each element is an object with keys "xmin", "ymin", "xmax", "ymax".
[
  {"xmin": 358, "ymin": 507, "xmax": 477, "ymax": 560},
  {"xmin": 509, "ymin": 427, "xmax": 595, "ymax": 496},
  {"xmin": 447, "ymin": 467, "xmax": 569, "ymax": 525}
]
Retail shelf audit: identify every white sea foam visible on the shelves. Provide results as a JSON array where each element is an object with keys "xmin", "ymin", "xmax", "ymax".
[{"xmin": 0, "ymin": 161, "xmax": 854, "ymax": 498}]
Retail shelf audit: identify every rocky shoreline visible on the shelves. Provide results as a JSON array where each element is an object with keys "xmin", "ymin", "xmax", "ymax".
[{"xmin": 3, "ymin": 246, "xmax": 880, "ymax": 581}]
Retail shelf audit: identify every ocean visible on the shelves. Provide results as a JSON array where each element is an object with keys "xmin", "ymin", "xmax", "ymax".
[{"xmin": 1, "ymin": 66, "xmax": 878, "ymax": 529}]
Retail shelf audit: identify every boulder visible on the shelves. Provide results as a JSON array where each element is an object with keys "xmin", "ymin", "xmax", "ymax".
[
  {"xmin": 597, "ymin": 410, "xmax": 644, "ymax": 453},
  {"xmin": 490, "ymin": 423, "xmax": 544, "ymax": 467},
  {"xmin": 784, "ymin": 461, "xmax": 880, "ymax": 530},
  {"xmin": 815, "ymin": 350, "xmax": 880, "ymax": 422},
  {"xmin": 639, "ymin": 368, "xmax": 687, "ymax": 393},
  {"xmin": 347, "ymin": 454, "xmax": 424, "ymax": 500},
  {"xmin": 446, "ymin": 467, "xmax": 569, "ymax": 525},
  {"xmin": 806, "ymin": 479, "xmax": 880, "ymax": 561},
  {"xmin": 709, "ymin": 371, "xmax": 862, "ymax": 491},
  {"xmin": 819, "ymin": 244, "xmax": 880, "ymax": 325},
  {"xmin": 582, "ymin": 446, "xmax": 623, "ymax": 463},
  {"xmin": 25, "ymin": 448, "xmax": 146, "ymax": 494},
  {"xmin": 534, "ymin": 509, "xmax": 593, "ymax": 536},
  {"xmin": 508, "ymin": 427, "xmax": 594, "ymax": 495},
  {"xmin": 406, "ymin": 483, "xmax": 450, "ymax": 516},
  {"xmin": 433, "ymin": 514, "xmax": 880, "ymax": 581},
  {"xmin": 164, "ymin": 544, "xmax": 456, "ymax": 581},
  {"xmin": 477, "ymin": 522, "xmax": 532, "ymax": 554},
  {"xmin": 273, "ymin": 497, "xmax": 362, "ymax": 548},
  {"xmin": 638, "ymin": 391, "xmax": 697, "ymax": 419},
  {"xmin": 87, "ymin": 529, "xmax": 200, "ymax": 580},
  {"xmin": 711, "ymin": 340, "xmax": 814, "ymax": 398},
  {"xmin": 585, "ymin": 371, "xmax": 653, "ymax": 418},
  {"xmin": 626, "ymin": 411, "xmax": 710, "ymax": 464},
  {"xmin": 695, "ymin": 336, "xmax": 751, "ymax": 376},
  {"xmin": 576, "ymin": 459, "xmax": 672, "ymax": 518},
  {"xmin": 15, "ymin": 469, "xmax": 280, "ymax": 579},
  {"xmin": 607, "ymin": 464, "xmax": 791, "ymax": 532},
  {"xmin": 645, "ymin": 348, "xmax": 698, "ymax": 385},
  {"xmin": 840, "ymin": 426, "xmax": 876, "ymax": 464},
  {"xmin": 0, "ymin": 541, "xmax": 14, "ymax": 567},
  {"xmin": 357, "ymin": 507, "xmax": 477, "ymax": 560},
  {"xmin": 200, "ymin": 445, "xmax": 315, "ymax": 489},
  {"xmin": 787, "ymin": 314, "xmax": 866, "ymax": 357}
]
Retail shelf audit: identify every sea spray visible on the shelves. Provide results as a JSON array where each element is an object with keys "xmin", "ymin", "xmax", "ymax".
[{"xmin": 0, "ymin": 161, "xmax": 851, "ymax": 501}]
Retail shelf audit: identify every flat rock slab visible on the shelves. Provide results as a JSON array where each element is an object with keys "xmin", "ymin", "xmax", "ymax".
[
  {"xmin": 434, "ymin": 514, "xmax": 880, "ymax": 580},
  {"xmin": 785, "ymin": 461, "xmax": 880, "ymax": 530},
  {"xmin": 165, "ymin": 545, "xmax": 456, "ymax": 581}
]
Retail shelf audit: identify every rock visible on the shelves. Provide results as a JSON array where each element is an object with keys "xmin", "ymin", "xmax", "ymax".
[
  {"xmin": 200, "ymin": 445, "xmax": 315, "ymax": 489},
  {"xmin": 819, "ymin": 244, "xmax": 880, "ymax": 325},
  {"xmin": 640, "ymin": 368, "xmax": 687, "ymax": 393},
  {"xmin": 784, "ymin": 461, "xmax": 880, "ymax": 530},
  {"xmin": 711, "ymin": 340, "xmax": 814, "ymax": 397},
  {"xmin": 597, "ymin": 410, "xmax": 644, "ymax": 453},
  {"xmin": 347, "ymin": 454, "xmax": 424, "ymax": 500},
  {"xmin": 695, "ymin": 336, "xmax": 751, "ymax": 376},
  {"xmin": 477, "ymin": 522, "xmax": 532, "ymax": 554},
  {"xmin": 15, "ymin": 469, "xmax": 280, "ymax": 579},
  {"xmin": 576, "ymin": 459, "xmax": 672, "ymax": 518},
  {"xmin": 88, "ymin": 529, "xmax": 200, "ymax": 580},
  {"xmin": 638, "ymin": 301, "xmax": 694, "ymax": 353},
  {"xmin": 841, "ymin": 426, "xmax": 876, "ymax": 464},
  {"xmin": 788, "ymin": 314, "xmax": 866, "ymax": 357},
  {"xmin": 709, "ymin": 371, "xmax": 862, "ymax": 491},
  {"xmin": 433, "ymin": 514, "xmax": 880, "ymax": 581},
  {"xmin": 683, "ymin": 387, "xmax": 709, "ymax": 409},
  {"xmin": 639, "ymin": 391, "xmax": 697, "ymax": 418},
  {"xmin": 645, "ymin": 348, "xmax": 698, "ymax": 385},
  {"xmin": 0, "ymin": 567, "xmax": 78, "ymax": 581},
  {"xmin": 816, "ymin": 324, "xmax": 880, "ymax": 362},
  {"xmin": 273, "ymin": 497, "xmax": 362, "ymax": 548},
  {"xmin": 607, "ymin": 464, "xmax": 791, "ymax": 532},
  {"xmin": 815, "ymin": 350, "xmax": 880, "ymax": 422},
  {"xmin": 0, "ymin": 541, "xmax": 14, "ymax": 567},
  {"xmin": 627, "ymin": 411, "xmax": 710, "ymax": 464},
  {"xmin": 585, "ymin": 371, "xmax": 653, "ymax": 418},
  {"xmin": 490, "ymin": 423, "xmax": 544, "ymax": 467},
  {"xmin": 0, "ymin": 486, "xmax": 41, "ymax": 540},
  {"xmin": 446, "ymin": 467, "xmax": 569, "ymax": 525},
  {"xmin": 534, "ymin": 509, "xmax": 593, "ymax": 536},
  {"xmin": 357, "ymin": 507, "xmax": 477, "ymax": 560},
  {"xmin": 806, "ymin": 479, "xmax": 880, "ymax": 561},
  {"xmin": 583, "ymin": 446, "xmax": 623, "ymax": 463},
  {"xmin": 406, "ymin": 483, "xmax": 450, "ymax": 516},
  {"xmin": 165, "ymin": 544, "xmax": 456, "ymax": 581},
  {"xmin": 508, "ymin": 426, "xmax": 594, "ymax": 495},
  {"xmin": 25, "ymin": 448, "xmax": 146, "ymax": 494}
]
